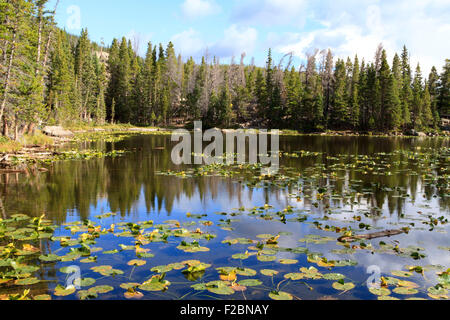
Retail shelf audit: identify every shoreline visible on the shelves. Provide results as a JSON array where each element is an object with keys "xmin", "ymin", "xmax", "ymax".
[{"xmin": 0, "ymin": 125, "xmax": 448, "ymax": 172}]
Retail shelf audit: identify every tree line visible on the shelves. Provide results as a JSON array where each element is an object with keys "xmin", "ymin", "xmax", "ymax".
[{"xmin": 1, "ymin": 0, "xmax": 449, "ymax": 140}]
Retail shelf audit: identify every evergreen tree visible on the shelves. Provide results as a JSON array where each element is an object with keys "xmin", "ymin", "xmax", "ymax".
[{"xmin": 411, "ymin": 64, "xmax": 424, "ymax": 129}]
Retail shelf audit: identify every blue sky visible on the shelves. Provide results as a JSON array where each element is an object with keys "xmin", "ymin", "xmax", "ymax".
[{"xmin": 48, "ymin": 0, "xmax": 450, "ymax": 73}]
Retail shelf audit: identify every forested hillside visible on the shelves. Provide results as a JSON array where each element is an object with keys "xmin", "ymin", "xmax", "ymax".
[{"xmin": 1, "ymin": 0, "xmax": 449, "ymax": 140}]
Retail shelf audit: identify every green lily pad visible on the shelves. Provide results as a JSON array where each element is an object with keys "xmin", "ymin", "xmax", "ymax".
[
  {"xmin": 128, "ymin": 259, "xmax": 146, "ymax": 267},
  {"xmin": 332, "ymin": 282, "xmax": 355, "ymax": 291},
  {"xmin": 88, "ymin": 285, "xmax": 114, "ymax": 294},
  {"xmin": 269, "ymin": 291, "xmax": 293, "ymax": 300},
  {"xmin": 151, "ymin": 265, "xmax": 173, "ymax": 273},
  {"xmin": 391, "ymin": 270, "xmax": 413, "ymax": 278},
  {"xmin": 257, "ymin": 255, "xmax": 276, "ymax": 262},
  {"xmin": 206, "ymin": 284, "xmax": 235, "ymax": 295},
  {"xmin": 80, "ymin": 278, "xmax": 96, "ymax": 287},
  {"xmin": 369, "ymin": 287, "xmax": 391, "ymax": 296},
  {"xmin": 15, "ymin": 277, "xmax": 40, "ymax": 286},
  {"xmin": 39, "ymin": 254, "xmax": 60, "ymax": 262},
  {"xmin": 33, "ymin": 294, "xmax": 51, "ymax": 300},
  {"xmin": 323, "ymin": 273, "xmax": 346, "ymax": 281},
  {"xmin": 279, "ymin": 259, "xmax": 298, "ymax": 265},
  {"xmin": 237, "ymin": 279, "xmax": 263, "ymax": 287},
  {"xmin": 260, "ymin": 269, "xmax": 279, "ymax": 276},
  {"xmin": 54, "ymin": 285, "xmax": 76, "ymax": 297},
  {"xmin": 284, "ymin": 273, "xmax": 305, "ymax": 280},
  {"xmin": 232, "ymin": 253, "xmax": 250, "ymax": 260},
  {"xmin": 393, "ymin": 287, "xmax": 419, "ymax": 295}
]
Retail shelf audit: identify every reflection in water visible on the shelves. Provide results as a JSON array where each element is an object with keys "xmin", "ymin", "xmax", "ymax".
[
  {"xmin": 0, "ymin": 134, "xmax": 449, "ymax": 300},
  {"xmin": 1, "ymin": 135, "xmax": 448, "ymax": 223}
]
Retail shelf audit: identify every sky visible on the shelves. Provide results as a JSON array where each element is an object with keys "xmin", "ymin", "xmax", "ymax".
[{"xmin": 48, "ymin": 0, "xmax": 450, "ymax": 74}]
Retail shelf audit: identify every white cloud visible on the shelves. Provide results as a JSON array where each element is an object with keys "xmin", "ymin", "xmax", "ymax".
[
  {"xmin": 268, "ymin": 0, "xmax": 450, "ymax": 73},
  {"xmin": 170, "ymin": 28, "xmax": 205, "ymax": 58},
  {"xmin": 232, "ymin": 0, "xmax": 308, "ymax": 26},
  {"xmin": 210, "ymin": 25, "xmax": 258, "ymax": 59},
  {"xmin": 181, "ymin": 0, "xmax": 221, "ymax": 20},
  {"xmin": 171, "ymin": 25, "xmax": 258, "ymax": 61},
  {"xmin": 125, "ymin": 30, "xmax": 154, "ymax": 56}
]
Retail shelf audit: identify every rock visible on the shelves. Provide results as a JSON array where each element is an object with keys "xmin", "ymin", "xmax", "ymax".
[
  {"xmin": 417, "ymin": 132, "xmax": 427, "ymax": 137},
  {"xmin": 42, "ymin": 126, "xmax": 74, "ymax": 138}
]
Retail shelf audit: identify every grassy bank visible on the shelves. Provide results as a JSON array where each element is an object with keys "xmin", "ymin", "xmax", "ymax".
[{"xmin": 0, "ymin": 132, "xmax": 55, "ymax": 153}]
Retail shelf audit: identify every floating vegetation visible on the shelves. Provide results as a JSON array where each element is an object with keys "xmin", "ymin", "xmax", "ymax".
[{"xmin": 1, "ymin": 135, "xmax": 449, "ymax": 300}]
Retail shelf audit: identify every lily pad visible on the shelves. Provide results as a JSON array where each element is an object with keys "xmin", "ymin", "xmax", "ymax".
[
  {"xmin": 269, "ymin": 291, "xmax": 293, "ymax": 300},
  {"xmin": 332, "ymin": 282, "xmax": 355, "ymax": 291}
]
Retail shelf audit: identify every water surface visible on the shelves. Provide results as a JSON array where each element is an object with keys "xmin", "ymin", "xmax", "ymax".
[{"xmin": 0, "ymin": 135, "xmax": 448, "ymax": 300}]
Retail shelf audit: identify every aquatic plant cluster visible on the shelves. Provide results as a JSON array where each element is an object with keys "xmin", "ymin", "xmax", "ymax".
[{"xmin": 0, "ymin": 142, "xmax": 448, "ymax": 300}]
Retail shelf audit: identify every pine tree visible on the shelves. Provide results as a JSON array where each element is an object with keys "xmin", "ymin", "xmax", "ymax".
[
  {"xmin": 422, "ymin": 84, "xmax": 434, "ymax": 127},
  {"xmin": 428, "ymin": 66, "xmax": 440, "ymax": 128},
  {"xmin": 411, "ymin": 64, "xmax": 424, "ymax": 129},
  {"xmin": 330, "ymin": 59, "xmax": 349, "ymax": 129},
  {"xmin": 349, "ymin": 55, "xmax": 360, "ymax": 129},
  {"xmin": 400, "ymin": 46, "xmax": 412, "ymax": 129},
  {"xmin": 438, "ymin": 59, "xmax": 450, "ymax": 119},
  {"xmin": 48, "ymin": 29, "xmax": 76, "ymax": 122}
]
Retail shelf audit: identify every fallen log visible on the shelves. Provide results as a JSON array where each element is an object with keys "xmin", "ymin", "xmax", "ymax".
[
  {"xmin": 0, "ymin": 169, "xmax": 27, "ymax": 174},
  {"xmin": 338, "ymin": 229, "xmax": 406, "ymax": 243}
]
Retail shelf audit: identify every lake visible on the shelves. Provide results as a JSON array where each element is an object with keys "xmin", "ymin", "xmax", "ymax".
[{"xmin": 0, "ymin": 134, "xmax": 449, "ymax": 300}]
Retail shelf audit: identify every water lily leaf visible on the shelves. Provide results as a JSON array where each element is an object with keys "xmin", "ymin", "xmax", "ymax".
[
  {"xmin": 80, "ymin": 278, "xmax": 96, "ymax": 287},
  {"xmin": 369, "ymin": 287, "xmax": 391, "ymax": 296},
  {"xmin": 237, "ymin": 279, "xmax": 262, "ymax": 287},
  {"xmin": 427, "ymin": 286, "xmax": 448, "ymax": 299},
  {"xmin": 391, "ymin": 270, "xmax": 413, "ymax": 278},
  {"xmin": 15, "ymin": 277, "xmax": 40, "ymax": 286},
  {"xmin": 60, "ymin": 266, "xmax": 80, "ymax": 274},
  {"xmin": 377, "ymin": 295, "xmax": 400, "ymax": 300},
  {"xmin": 231, "ymin": 282, "xmax": 247, "ymax": 292},
  {"xmin": 33, "ymin": 294, "xmax": 51, "ymax": 300},
  {"xmin": 206, "ymin": 284, "xmax": 235, "ymax": 295},
  {"xmin": 284, "ymin": 273, "xmax": 305, "ymax": 280},
  {"xmin": 323, "ymin": 273, "xmax": 345, "ymax": 281},
  {"xmin": 91, "ymin": 265, "xmax": 112, "ymax": 274},
  {"xmin": 151, "ymin": 265, "xmax": 173, "ymax": 273},
  {"xmin": 232, "ymin": 253, "xmax": 250, "ymax": 260},
  {"xmin": 78, "ymin": 290, "xmax": 98, "ymax": 300},
  {"xmin": 124, "ymin": 289, "xmax": 144, "ymax": 299},
  {"xmin": 257, "ymin": 255, "xmax": 276, "ymax": 262},
  {"xmin": 80, "ymin": 256, "xmax": 97, "ymax": 263},
  {"xmin": 397, "ymin": 280, "xmax": 419, "ymax": 288},
  {"xmin": 60, "ymin": 253, "xmax": 81, "ymax": 262},
  {"xmin": 88, "ymin": 285, "xmax": 114, "ymax": 294},
  {"xmin": 235, "ymin": 268, "xmax": 257, "ymax": 276},
  {"xmin": 260, "ymin": 269, "xmax": 279, "ymax": 276},
  {"xmin": 393, "ymin": 287, "xmax": 419, "ymax": 295},
  {"xmin": 257, "ymin": 234, "xmax": 275, "ymax": 239},
  {"xmin": 332, "ymin": 282, "xmax": 355, "ymax": 291},
  {"xmin": 139, "ymin": 279, "xmax": 169, "ymax": 292},
  {"xmin": 279, "ymin": 259, "xmax": 298, "ymax": 265},
  {"xmin": 103, "ymin": 249, "xmax": 119, "ymax": 254},
  {"xmin": 269, "ymin": 291, "xmax": 293, "ymax": 300},
  {"xmin": 54, "ymin": 285, "xmax": 76, "ymax": 296},
  {"xmin": 128, "ymin": 259, "xmax": 146, "ymax": 267},
  {"xmin": 39, "ymin": 254, "xmax": 60, "ymax": 262},
  {"xmin": 120, "ymin": 283, "xmax": 141, "ymax": 290},
  {"xmin": 168, "ymin": 262, "xmax": 186, "ymax": 270},
  {"xmin": 191, "ymin": 283, "xmax": 207, "ymax": 291},
  {"xmin": 219, "ymin": 272, "xmax": 237, "ymax": 281}
]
